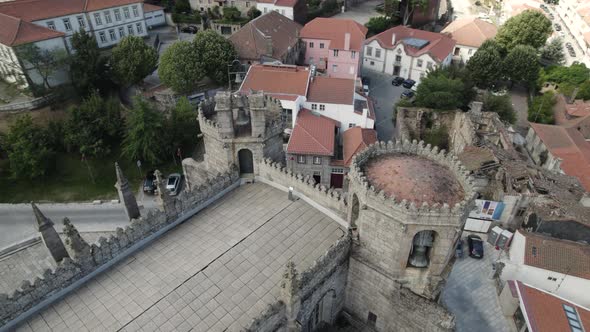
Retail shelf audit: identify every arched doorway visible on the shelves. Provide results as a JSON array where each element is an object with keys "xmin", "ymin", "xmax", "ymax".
[
  {"xmin": 238, "ymin": 149, "xmax": 254, "ymax": 174},
  {"xmin": 307, "ymin": 290, "xmax": 336, "ymax": 331}
]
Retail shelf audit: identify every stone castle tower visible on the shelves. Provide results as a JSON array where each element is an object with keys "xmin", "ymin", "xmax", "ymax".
[
  {"xmin": 344, "ymin": 140, "xmax": 476, "ymax": 331},
  {"xmin": 182, "ymin": 91, "xmax": 285, "ymax": 189}
]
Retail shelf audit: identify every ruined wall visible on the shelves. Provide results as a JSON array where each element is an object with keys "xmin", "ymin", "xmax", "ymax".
[
  {"xmin": 244, "ymin": 301, "xmax": 287, "ymax": 332},
  {"xmin": 0, "ymin": 169, "xmax": 240, "ymax": 327}
]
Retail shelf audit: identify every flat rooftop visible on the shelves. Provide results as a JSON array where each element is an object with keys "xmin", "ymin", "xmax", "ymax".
[
  {"xmin": 365, "ymin": 154, "xmax": 465, "ymax": 206},
  {"xmin": 15, "ymin": 183, "xmax": 344, "ymax": 332}
]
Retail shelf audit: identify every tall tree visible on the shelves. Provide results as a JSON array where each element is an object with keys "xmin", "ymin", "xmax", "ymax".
[
  {"xmin": 122, "ymin": 97, "xmax": 166, "ymax": 164},
  {"xmin": 70, "ymin": 30, "xmax": 110, "ymax": 96},
  {"xmin": 64, "ymin": 91, "xmax": 123, "ymax": 157},
  {"xmin": 415, "ymin": 73, "xmax": 466, "ymax": 110},
  {"xmin": 495, "ymin": 10, "xmax": 552, "ymax": 51},
  {"xmin": 466, "ymin": 46, "xmax": 503, "ymax": 88},
  {"xmin": 158, "ymin": 41, "xmax": 203, "ymax": 94},
  {"xmin": 400, "ymin": 0, "xmax": 428, "ymax": 26},
  {"xmin": 5, "ymin": 115, "xmax": 55, "ymax": 179},
  {"xmin": 365, "ymin": 16, "xmax": 397, "ymax": 36},
  {"xmin": 192, "ymin": 30, "xmax": 237, "ymax": 84},
  {"xmin": 503, "ymin": 45, "xmax": 541, "ymax": 84},
  {"xmin": 247, "ymin": 7, "xmax": 261, "ymax": 20},
  {"xmin": 166, "ymin": 97, "xmax": 199, "ymax": 159},
  {"xmin": 540, "ymin": 38, "xmax": 566, "ymax": 65},
  {"xmin": 16, "ymin": 44, "xmax": 68, "ymax": 90},
  {"xmin": 110, "ymin": 36, "xmax": 158, "ymax": 87}
]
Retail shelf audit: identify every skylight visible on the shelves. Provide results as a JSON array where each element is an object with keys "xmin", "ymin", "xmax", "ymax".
[
  {"xmin": 402, "ymin": 38, "xmax": 430, "ymax": 49},
  {"xmin": 563, "ymin": 304, "xmax": 583, "ymax": 332}
]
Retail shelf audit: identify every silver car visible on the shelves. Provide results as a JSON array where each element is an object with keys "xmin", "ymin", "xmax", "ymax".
[{"xmin": 166, "ymin": 173, "xmax": 182, "ymax": 196}]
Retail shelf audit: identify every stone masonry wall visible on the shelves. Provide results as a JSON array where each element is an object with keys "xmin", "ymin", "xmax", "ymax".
[
  {"xmin": 244, "ymin": 301, "xmax": 287, "ymax": 332},
  {"xmin": 0, "ymin": 169, "xmax": 240, "ymax": 327}
]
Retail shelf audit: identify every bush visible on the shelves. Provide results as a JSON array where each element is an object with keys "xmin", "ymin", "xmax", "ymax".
[
  {"xmin": 528, "ymin": 91, "xmax": 556, "ymax": 124},
  {"xmin": 222, "ymin": 6, "xmax": 242, "ymax": 22},
  {"xmin": 423, "ymin": 126, "xmax": 449, "ymax": 150},
  {"xmin": 482, "ymin": 93, "xmax": 516, "ymax": 123},
  {"xmin": 365, "ymin": 16, "xmax": 398, "ymax": 36},
  {"xmin": 5, "ymin": 115, "xmax": 55, "ymax": 179},
  {"xmin": 247, "ymin": 7, "xmax": 261, "ymax": 20},
  {"xmin": 172, "ymin": 12, "xmax": 202, "ymax": 24},
  {"xmin": 576, "ymin": 80, "xmax": 590, "ymax": 100},
  {"xmin": 475, "ymin": 0, "xmax": 481, "ymax": 5}
]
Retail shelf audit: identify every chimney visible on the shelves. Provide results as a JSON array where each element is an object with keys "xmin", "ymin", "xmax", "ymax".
[
  {"xmin": 265, "ymin": 35, "xmax": 273, "ymax": 56},
  {"xmin": 344, "ymin": 32, "xmax": 351, "ymax": 51},
  {"xmin": 391, "ymin": 32, "xmax": 396, "ymax": 45}
]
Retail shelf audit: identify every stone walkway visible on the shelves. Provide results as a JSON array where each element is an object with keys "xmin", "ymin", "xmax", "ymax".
[
  {"xmin": 15, "ymin": 183, "xmax": 344, "ymax": 332},
  {"xmin": 441, "ymin": 240, "xmax": 515, "ymax": 332}
]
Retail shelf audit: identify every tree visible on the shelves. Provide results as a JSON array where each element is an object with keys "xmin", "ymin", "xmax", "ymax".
[
  {"xmin": 575, "ymin": 80, "xmax": 590, "ymax": 100},
  {"xmin": 5, "ymin": 115, "xmax": 55, "ymax": 179},
  {"xmin": 192, "ymin": 30, "xmax": 237, "ymax": 84},
  {"xmin": 528, "ymin": 91, "xmax": 556, "ymax": 124},
  {"xmin": 158, "ymin": 41, "xmax": 203, "ymax": 94},
  {"xmin": 495, "ymin": 10, "xmax": 552, "ymax": 50},
  {"xmin": 365, "ymin": 16, "xmax": 397, "ymax": 36},
  {"xmin": 401, "ymin": 0, "xmax": 428, "ymax": 26},
  {"xmin": 166, "ymin": 97, "xmax": 199, "ymax": 160},
  {"xmin": 247, "ymin": 7, "xmax": 261, "ymax": 20},
  {"xmin": 466, "ymin": 47, "xmax": 503, "ymax": 88},
  {"xmin": 174, "ymin": 0, "xmax": 191, "ymax": 13},
  {"xmin": 64, "ymin": 91, "xmax": 123, "ymax": 157},
  {"xmin": 16, "ymin": 44, "xmax": 68, "ymax": 90},
  {"xmin": 503, "ymin": 45, "xmax": 540, "ymax": 84},
  {"xmin": 383, "ymin": 0, "xmax": 397, "ymax": 17},
  {"xmin": 110, "ymin": 36, "xmax": 158, "ymax": 87},
  {"xmin": 415, "ymin": 73, "xmax": 467, "ymax": 110},
  {"xmin": 540, "ymin": 38, "xmax": 565, "ymax": 65},
  {"xmin": 539, "ymin": 63, "xmax": 590, "ymax": 86},
  {"xmin": 70, "ymin": 30, "xmax": 110, "ymax": 96},
  {"xmin": 222, "ymin": 6, "xmax": 242, "ymax": 21},
  {"xmin": 482, "ymin": 93, "xmax": 516, "ymax": 123},
  {"xmin": 122, "ymin": 97, "xmax": 166, "ymax": 164}
]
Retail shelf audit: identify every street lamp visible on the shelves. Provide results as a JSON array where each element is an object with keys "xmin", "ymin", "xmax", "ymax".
[{"xmin": 227, "ymin": 59, "xmax": 246, "ymax": 91}]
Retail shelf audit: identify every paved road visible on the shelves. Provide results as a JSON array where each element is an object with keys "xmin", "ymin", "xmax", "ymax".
[
  {"xmin": 509, "ymin": 84, "xmax": 529, "ymax": 130},
  {"xmin": 362, "ymin": 70, "xmax": 404, "ymax": 141},
  {"xmin": 335, "ymin": 0, "xmax": 381, "ymax": 25}
]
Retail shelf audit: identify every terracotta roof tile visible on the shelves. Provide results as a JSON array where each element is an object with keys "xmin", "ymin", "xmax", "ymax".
[
  {"xmin": 286, "ymin": 109, "xmax": 337, "ymax": 156},
  {"xmin": 0, "ymin": 0, "xmax": 141, "ymax": 22},
  {"xmin": 306, "ymin": 76, "xmax": 355, "ymax": 104},
  {"xmin": 342, "ymin": 127, "xmax": 377, "ymax": 166},
  {"xmin": 516, "ymin": 281, "xmax": 590, "ymax": 332},
  {"xmin": 238, "ymin": 64, "xmax": 311, "ymax": 97},
  {"xmin": 0, "ymin": 12, "xmax": 64, "ymax": 46},
  {"xmin": 300, "ymin": 18, "xmax": 367, "ymax": 51},
  {"xmin": 229, "ymin": 11, "xmax": 301, "ymax": 62},
  {"xmin": 441, "ymin": 17, "xmax": 497, "ymax": 48},
  {"xmin": 85, "ymin": 0, "xmax": 143, "ymax": 11},
  {"xmin": 367, "ymin": 25, "xmax": 455, "ymax": 62},
  {"xmin": 565, "ymin": 100, "xmax": 590, "ymax": 118},
  {"xmin": 530, "ymin": 123, "xmax": 590, "ymax": 191},
  {"xmin": 521, "ymin": 230, "xmax": 590, "ymax": 280},
  {"xmin": 143, "ymin": 3, "xmax": 163, "ymax": 12}
]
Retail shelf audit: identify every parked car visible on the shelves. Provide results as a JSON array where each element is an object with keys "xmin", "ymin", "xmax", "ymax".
[
  {"xmin": 467, "ymin": 235, "xmax": 484, "ymax": 259},
  {"xmin": 566, "ymin": 42, "xmax": 573, "ymax": 48},
  {"xmin": 392, "ymin": 76, "xmax": 405, "ymax": 86},
  {"xmin": 554, "ymin": 23, "xmax": 561, "ymax": 31},
  {"xmin": 362, "ymin": 76, "xmax": 371, "ymax": 86},
  {"xmin": 143, "ymin": 170, "xmax": 157, "ymax": 194},
  {"xmin": 402, "ymin": 79, "xmax": 416, "ymax": 88},
  {"xmin": 363, "ymin": 84, "xmax": 370, "ymax": 96},
  {"xmin": 569, "ymin": 49, "xmax": 577, "ymax": 57},
  {"xmin": 166, "ymin": 173, "xmax": 182, "ymax": 196},
  {"xmin": 401, "ymin": 90, "xmax": 415, "ymax": 99},
  {"xmin": 549, "ymin": 13, "xmax": 554, "ymax": 20},
  {"xmin": 181, "ymin": 25, "xmax": 198, "ymax": 34},
  {"xmin": 541, "ymin": 4, "xmax": 549, "ymax": 12}
]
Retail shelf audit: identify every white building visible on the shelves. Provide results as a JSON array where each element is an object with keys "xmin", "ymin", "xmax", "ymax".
[
  {"xmin": 255, "ymin": 0, "xmax": 305, "ymax": 24},
  {"xmin": 0, "ymin": 0, "xmax": 162, "ymax": 88},
  {"xmin": 441, "ymin": 17, "xmax": 497, "ymax": 64},
  {"xmin": 555, "ymin": 0, "xmax": 590, "ymax": 66},
  {"xmin": 362, "ymin": 25, "xmax": 455, "ymax": 85},
  {"xmin": 500, "ymin": 230, "xmax": 590, "ymax": 307}
]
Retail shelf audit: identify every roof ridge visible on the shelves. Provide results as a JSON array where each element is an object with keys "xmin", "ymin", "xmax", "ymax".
[
  {"xmin": 297, "ymin": 113, "xmax": 332, "ymax": 154},
  {"xmin": 11, "ymin": 17, "xmax": 22, "ymax": 45}
]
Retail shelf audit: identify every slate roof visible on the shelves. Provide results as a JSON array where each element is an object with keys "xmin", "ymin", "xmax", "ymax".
[
  {"xmin": 306, "ymin": 76, "xmax": 355, "ymax": 105},
  {"xmin": 300, "ymin": 18, "xmax": 367, "ymax": 51},
  {"xmin": 367, "ymin": 25, "xmax": 455, "ymax": 62},
  {"xmin": 286, "ymin": 109, "xmax": 337, "ymax": 156},
  {"xmin": 441, "ymin": 17, "xmax": 497, "ymax": 48},
  {"xmin": 229, "ymin": 11, "xmax": 301, "ymax": 62}
]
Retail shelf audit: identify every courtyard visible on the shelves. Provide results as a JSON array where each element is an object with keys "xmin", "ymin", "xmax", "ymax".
[{"xmin": 14, "ymin": 183, "xmax": 345, "ymax": 332}]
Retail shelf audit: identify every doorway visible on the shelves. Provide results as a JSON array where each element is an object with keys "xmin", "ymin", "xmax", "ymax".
[
  {"xmin": 393, "ymin": 66, "xmax": 401, "ymax": 76},
  {"xmin": 238, "ymin": 149, "xmax": 254, "ymax": 174}
]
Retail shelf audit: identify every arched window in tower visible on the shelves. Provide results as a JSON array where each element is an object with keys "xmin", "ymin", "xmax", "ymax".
[
  {"xmin": 350, "ymin": 194, "xmax": 360, "ymax": 240},
  {"xmin": 407, "ymin": 230, "xmax": 436, "ymax": 268}
]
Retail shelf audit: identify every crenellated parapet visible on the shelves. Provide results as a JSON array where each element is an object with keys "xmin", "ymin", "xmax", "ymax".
[{"xmin": 349, "ymin": 139, "xmax": 476, "ymax": 223}]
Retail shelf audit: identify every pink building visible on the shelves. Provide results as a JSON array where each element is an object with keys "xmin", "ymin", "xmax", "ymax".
[{"xmin": 299, "ymin": 18, "xmax": 367, "ymax": 79}]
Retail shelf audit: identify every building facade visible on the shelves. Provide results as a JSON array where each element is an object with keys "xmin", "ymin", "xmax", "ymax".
[
  {"xmin": 441, "ymin": 17, "xmax": 497, "ymax": 64},
  {"xmin": 555, "ymin": 0, "xmax": 590, "ymax": 66},
  {"xmin": 256, "ymin": 0, "xmax": 306, "ymax": 24}
]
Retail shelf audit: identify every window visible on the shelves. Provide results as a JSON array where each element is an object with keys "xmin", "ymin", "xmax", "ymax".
[
  {"xmin": 124, "ymin": 7, "xmax": 130, "ymax": 19},
  {"xmin": 297, "ymin": 155, "xmax": 306, "ymax": 164},
  {"xmin": 132, "ymin": 5, "xmax": 139, "ymax": 17},
  {"xmin": 109, "ymin": 29, "xmax": 116, "ymax": 41},
  {"xmin": 417, "ymin": 59, "xmax": 423, "ymax": 67},
  {"xmin": 313, "ymin": 156, "xmax": 321, "ymax": 165},
  {"xmin": 128, "ymin": 24, "xmax": 134, "ymax": 35},
  {"xmin": 468, "ymin": 49, "xmax": 473, "ymax": 55},
  {"xmin": 309, "ymin": 42, "xmax": 314, "ymax": 48},
  {"xmin": 246, "ymin": 1, "xmax": 250, "ymax": 6},
  {"xmin": 119, "ymin": 27, "xmax": 125, "ymax": 38},
  {"xmin": 427, "ymin": 61, "xmax": 433, "ymax": 69},
  {"xmin": 366, "ymin": 46, "xmax": 372, "ymax": 56},
  {"xmin": 114, "ymin": 9, "xmax": 121, "ymax": 21},
  {"xmin": 375, "ymin": 49, "xmax": 381, "ymax": 58},
  {"xmin": 319, "ymin": 104, "xmax": 325, "ymax": 111},
  {"xmin": 331, "ymin": 168, "xmax": 344, "ymax": 174},
  {"xmin": 63, "ymin": 18, "xmax": 72, "ymax": 31},
  {"xmin": 332, "ymin": 64, "xmax": 338, "ymax": 72},
  {"xmin": 99, "ymin": 31, "xmax": 107, "ymax": 43},
  {"xmin": 547, "ymin": 276, "xmax": 557, "ymax": 281},
  {"xmin": 563, "ymin": 304, "xmax": 583, "ymax": 332},
  {"xmin": 47, "ymin": 21, "xmax": 56, "ymax": 30},
  {"xmin": 309, "ymin": 57, "xmax": 314, "ymax": 64},
  {"xmin": 367, "ymin": 312, "xmax": 377, "ymax": 327},
  {"xmin": 136, "ymin": 22, "xmax": 143, "ymax": 34},
  {"xmin": 370, "ymin": 61, "xmax": 374, "ymax": 65},
  {"xmin": 454, "ymin": 47, "xmax": 460, "ymax": 55},
  {"xmin": 351, "ymin": 51, "xmax": 356, "ymax": 59},
  {"xmin": 395, "ymin": 55, "xmax": 402, "ymax": 62},
  {"xmin": 311, "ymin": 103, "xmax": 317, "ymax": 110},
  {"xmin": 104, "ymin": 11, "xmax": 112, "ymax": 24},
  {"xmin": 281, "ymin": 9, "xmax": 285, "ymax": 15},
  {"xmin": 333, "ymin": 49, "xmax": 339, "ymax": 57},
  {"xmin": 77, "ymin": 16, "xmax": 85, "ymax": 28},
  {"xmin": 95, "ymin": 13, "xmax": 102, "ymax": 25},
  {"xmin": 263, "ymin": 7, "xmax": 267, "ymax": 12},
  {"xmin": 319, "ymin": 43, "xmax": 324, "ymax": 48},
  {"xmin": 348, "ymin": 123, "xmax": 355, "ymax": 128}
]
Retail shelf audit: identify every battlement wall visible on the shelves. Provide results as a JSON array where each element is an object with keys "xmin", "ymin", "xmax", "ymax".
[{"xmin": 0, "ymin": 169, "xmax": 240, "ymax": 328}]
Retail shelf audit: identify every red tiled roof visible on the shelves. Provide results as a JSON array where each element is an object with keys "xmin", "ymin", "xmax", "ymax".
[
  {"xmin": 229, "ymin": 11, "xmax": 301, "ymax": 62},
  {"xmin": 238, "ymin": 64, "xmax": 311, "ymax": 98},
  {"xmin": 0, "ymin": 12, "xmax": 64, "ymax": 46},
  {"xmin": 143, "ymin": 3, "xmax": 163, "ymax": 12},
  {"xmin": 306, "ymin": 76, "xmax": 355, "ymax": 105},
  {"xmin": 530, "ymin": 123, "xmax": 590, "ymax": 191},
  {"xmin": 516, "ymin": 281, "xmax": 590, "ymax": 332},
  {"xmin": 342, "ymin": 127, "xmax": 377, "ymax": 166},
  {"xmin": 258, "ymin": 0, "xmax": 298, "ymax": 6},
  {"xmin": 521, "ymin": 230, "xmax": 590, "ymax": 280},
  {"xmin": 287, "ymin": 109, "xmax": 337, "ymax": 156},
  {"xmin": 441, "ymin": 17, "xmax": 497, "ymax": 48},
  {"xmin": 367, "ymin": 25, "xmax": 455, "ymax": 62},
  {"xmin": 566, "ymin": 100, "xmax": 590, "ymax": 118},
  {"xmin": 0, "ymin": 0, "xmax": 142, "ymax": 22},
  {"xmin": 85, "ymin": 0, "xmax": 141, "ymax": 11},
  {"xmin": 300, "ymin": 18, "xmax": 367, "ymax": 51}
]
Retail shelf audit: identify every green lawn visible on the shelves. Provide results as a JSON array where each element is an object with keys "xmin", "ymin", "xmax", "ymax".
[{"xmin": 0, "ymin": 149, "xmax": 182, "ymax": 203}]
